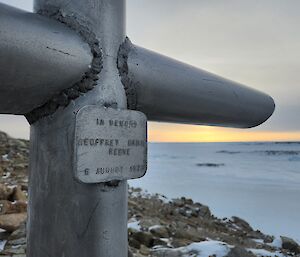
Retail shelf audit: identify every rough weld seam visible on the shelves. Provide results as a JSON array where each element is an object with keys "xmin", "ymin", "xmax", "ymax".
[
  {"xmin": 117, "ymin": 37, "xmax": 138, "ymax": 110},
  {"xmin": 25, "ymin": 7, "xmax": 103, "ymax": 124}
]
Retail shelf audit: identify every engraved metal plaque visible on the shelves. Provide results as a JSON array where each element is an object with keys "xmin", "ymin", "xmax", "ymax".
[{"xmin": 75, "ymin": 106, "xmax": 147, "ymax": 183}]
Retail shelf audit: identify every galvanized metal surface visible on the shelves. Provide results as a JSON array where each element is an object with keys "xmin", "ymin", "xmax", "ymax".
[
  {"xmin": 28, "ymin": 0, "xmax": 128, "ymax": 257},
  {"xmin": 75, "ymin": 106, "xmax": 147, "ymax": 183},
  {"xmin": 0, "ymin": 3, "xmax": 92, "ymax": 114},
  {"xmin": 123, "ymin": 43, "xmax": 275, "ymax": 128}
]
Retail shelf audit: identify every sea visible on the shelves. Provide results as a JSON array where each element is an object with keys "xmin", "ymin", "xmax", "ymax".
[{"xmin": 129, "ymin": 142, "xmax": 300, "ymax": 242}]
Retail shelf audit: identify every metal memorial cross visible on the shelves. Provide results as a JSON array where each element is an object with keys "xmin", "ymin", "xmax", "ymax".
[{"xmin": 0, "ymin": 1, "xmax": 275, "ymax": 256}]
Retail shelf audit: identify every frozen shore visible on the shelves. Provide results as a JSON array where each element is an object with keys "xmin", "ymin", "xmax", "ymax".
[{"xmin": 0, "ymin": 131, "xmax": 299, "ymax": 257}]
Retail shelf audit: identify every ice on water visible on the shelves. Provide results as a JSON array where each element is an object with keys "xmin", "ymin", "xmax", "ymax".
[{"xmin": 129, "ymin": 142, "xmax": 300, "ymax": 241}]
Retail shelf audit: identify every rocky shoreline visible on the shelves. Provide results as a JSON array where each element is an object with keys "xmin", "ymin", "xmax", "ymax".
[{"xmin": 0, "ymin": 131, "xmax": 299, "ymax": 257}]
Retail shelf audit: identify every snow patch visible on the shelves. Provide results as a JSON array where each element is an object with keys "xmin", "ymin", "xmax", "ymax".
[
  {"xmin": 128, "ymin": 220, "xmax": 141, "ymax": 231},
  {"xmin": 184, "ymin": 241, "xmax": 231, "ymax": 257},
  {"xmin": 2, "ymin": 172, "xmax": 10, "ymax": 179},
  {"xmin": 267, "ymin": 237, "xmax": 282, "ymax": 249},
  {"xmin": 248, "ymin": 248, "xmax": 284, "ymax": 257},
  {"xmin": 149, "ymin": 225, "xmax": 163, "ymax": 231},
  {"xmin": 252, "ymin": 239, "xmax": 264, "ymax": 244},
  {"xmin": 152, "ymin": 240, "xmax": 231, "ymax": 257},
  {"xmin": 156, "ymin": 193, "xmax": 169, "ymax": 203},
  {"xmin": 0, "ymin": 240, "xmax": 7, "ymax": 251},
  {"xmin": 1, "ymin": 154, "xmax": 9, "ymax": 161}
]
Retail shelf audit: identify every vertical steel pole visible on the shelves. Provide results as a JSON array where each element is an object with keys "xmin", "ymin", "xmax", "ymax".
[{"xmin": 28, "ymin": 0, "xmax": 128, "ymax": 256}]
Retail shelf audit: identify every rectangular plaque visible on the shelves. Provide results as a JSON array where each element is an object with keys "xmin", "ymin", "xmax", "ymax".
[{"xmin": 75, "ymin": 106, "xmax": 147, "ymax": 183}]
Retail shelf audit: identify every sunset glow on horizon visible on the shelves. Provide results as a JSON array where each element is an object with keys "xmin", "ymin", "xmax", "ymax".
[{"xmin": 148, "ymin": 123, "xmax": 300, "ymax": 142}]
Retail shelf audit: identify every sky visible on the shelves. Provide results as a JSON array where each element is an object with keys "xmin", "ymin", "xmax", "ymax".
[{"xmin": 0, "ymin": 0, "xmax": 299, "ymax": 142}]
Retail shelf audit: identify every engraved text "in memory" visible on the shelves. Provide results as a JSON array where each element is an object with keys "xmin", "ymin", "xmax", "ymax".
[{"xmin": 96, "ymin": 119, "xmax": 137, "ymax": 128}]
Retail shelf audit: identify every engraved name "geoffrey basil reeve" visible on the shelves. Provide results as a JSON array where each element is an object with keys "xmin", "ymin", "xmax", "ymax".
[{"xmin": 75, "ymin": 106, "xmax": 147, "ymax": 183}]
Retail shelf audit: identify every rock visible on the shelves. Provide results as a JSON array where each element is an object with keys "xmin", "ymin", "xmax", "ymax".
[
  {"xmin": 0, "ymin": 200, "xmax": 27, "ymax": 215},
  {"xmin": 0, "ymin": 213, "xmax": 27, "ymax": 232},
  {"xmin": 197, "ymin": 204, "xmax": 211, "ymax": 218},
  {"xmin": 0, "ymin": 184, "xmax": 13, "ymax": 200},
  {"xmin": 226, "ymin": 246, "xmax": 256, "ymax": 257},
  {"xmin": 172, "ymin": 198, "xmax": 185, "ymax": 207},
  {"xmin": 149, "ymin": 225, "xmax": 169, "ymax": 238},
  {"xmin": 1, "ymin": 221, "xmax": 27, "ymax": 257},
  {"xmin": 173, "ymin": 227, "xmax": 204, "ymax": 242},
  {"xmin": 183, "ymin": 198, "xmax": 193, "ymax": 205},
  {"xmin": 20, "ymin": 184, "xmax": 28, "ymax": 192},
  {"xmin": 196, "ymin": 163, "xmax": 225, "ymax": 167},
  {"xmin": 129, "ymin": 237, "xmax": 141, "ymax": 249},
  {"xmin": 8, "ymin": 255, "xmax": 26, "ymax": 257},
  {"xmin": 131, "ymin": 231, "xmax": 154, "ymax": 248},
  {"xmin": 139, "ymin": 244, "xmax": 150, "ymax": 255},
  {"xmin": 178, "ymin": 207, "xmax": 189, "ymax": 217},
  {"xmin": 2, "ymin": 131, "xmax": 300, "ymax": 257},
  {"xmin": 139, "ymin": 217, "xmax": 162, "ymax": 229},
  {"xmin": 0, "ymin": 254, "xmax": 26, "ymax": 257},
  {"xmin": 0, "ymin": 131, "xmax": 9, "ymax": 142},
  {"xmin": 0, "ymin": 230, "xmax": 10, "ymax": 240},
  {"xmin": 190, "ymin": 207, "xmax": 199, "ymax": 217},
  {"xmin": 1, "ymin": 245, "xmax": 26, "ymax": 255},
  {"xmin": 153, "ymin": 238, "xmax": 168, "ymax": 247},
  {"xmin": 8, "ymin": 237, "xmax": 26, "ymax": 245},
  {"xmin": 281, "ymin": 236, "xmax": 300, "ymax": 254},
  {"xmin": 9, "ymin": 221, "xmax": 26, "ymax": 240},
  {"xmin": 231, "ymin": 216, "xmax": 253, "ymax": 232},
  {"xmin": 171, "ymin": 238, "xmax": 193, "ymax": 248},
  {"xmin": 151, "ymin": 248, "xmax": 183, "ymax": 257},
  {"xmin": 263, "ymin": 235, "xmax": 274, "ymax": 244},
  {"xmin": 128, "ymin": 249, "xmax": 134, "ymax": 257},
  {"xmin": 11, "ymin": 186, "xmax": 27, "ymax": 202}
]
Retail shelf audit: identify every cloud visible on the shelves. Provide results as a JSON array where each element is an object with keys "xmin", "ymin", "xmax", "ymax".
[
  {"xmin": 0, "ymin": 0, "xmax": 299, "ymax": 140},
  {"xmin": 127, "ymin": 0, "xmax": 300, "ymax": 138},
  {"xmin": 0, "ymin": 0, "xmax": 32, "ymax": 11},
  {"xmin": 0, "ymin": 115, "xmax": 29, "ymax": 139}
]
